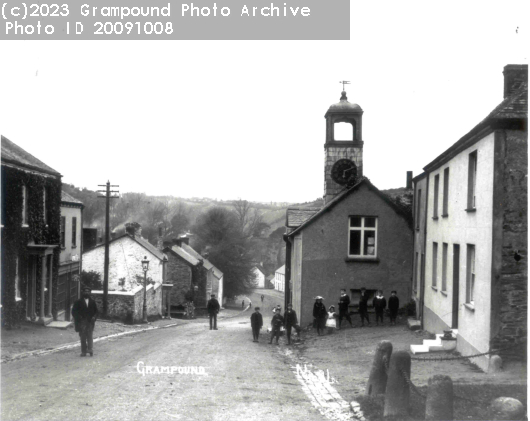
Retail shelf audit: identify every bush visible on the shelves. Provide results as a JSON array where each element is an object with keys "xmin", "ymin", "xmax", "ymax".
[{"xmin": 81, "ymin": 270, "xmax": 103, "ymax": 291}]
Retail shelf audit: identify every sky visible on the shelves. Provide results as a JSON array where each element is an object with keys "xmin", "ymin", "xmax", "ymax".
[{"xmin": 1, "ymin": 0, "xmax": 528, "ymax": 204}]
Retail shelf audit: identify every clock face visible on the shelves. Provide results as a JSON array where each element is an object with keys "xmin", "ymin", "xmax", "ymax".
[{"xmin": 331, "ymin": 159, "xmax": 357, "ymax": 185}]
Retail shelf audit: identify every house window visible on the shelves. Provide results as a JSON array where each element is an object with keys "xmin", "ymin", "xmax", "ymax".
[
  {"xmin": 72, "ymin": 217, "xmax": 77, "ymax": 247},
  {"xmin": 466, "ymin": 245, "xmax": 475, "ymax": 305},
  {"xmin": 15, "ymin": 257, "xmax": 21, "ymax": 301},
  {"xmin": 432, "ymin": 242, "xmax": 438, "ymax": 288},
  {"xmin": 22, "ymin": 185, "xmax": 29, "ymax": 226},
  {"xmin": 442, "ymin": 243, "xmax": 448, "ymax": 292},
  {"xmin": 60, "ymin": 216, "xmax": 66, "ymax": 248},
  {"xmin": 467, "ymin": 151, "xmax": 478, "ymax": 210},
  {"xmin": 415, "ymin": 189, "xmax": 422, "ymax": 229},
  {"xmin": 442, "ymin": 168, "xmax": 449, "ymax": 216},
  {"xmin": 349, "ymin": 216, "xmax": 378, "ymax": 257},
  {"xmin": 433, "ymin": 175, "xmax": 439, "ymax": 219}
]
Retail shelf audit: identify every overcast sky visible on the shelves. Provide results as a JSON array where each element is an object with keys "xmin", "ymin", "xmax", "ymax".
[{"xmin": 1, "ymin": 1, "xmax": 528, "ymax": 203}]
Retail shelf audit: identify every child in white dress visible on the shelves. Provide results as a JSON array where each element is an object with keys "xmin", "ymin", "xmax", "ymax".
[{"xmin": 326, "ymin": 305, "xmax": 337, "ymax": 333}]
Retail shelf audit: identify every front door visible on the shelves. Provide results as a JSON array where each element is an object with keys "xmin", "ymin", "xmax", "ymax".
[
  {"xmin": 452, "ymin": 244, "xmax": 460, "ymax": 329},
  {"xmin": 26, "ymin": 256, "xmax": 36, "ymax": 320}
]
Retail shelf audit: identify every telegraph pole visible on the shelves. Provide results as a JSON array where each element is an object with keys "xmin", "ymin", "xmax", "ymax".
[{"xmin": 97, "ymin": 181, "xmax": 119, "ymax": 317}]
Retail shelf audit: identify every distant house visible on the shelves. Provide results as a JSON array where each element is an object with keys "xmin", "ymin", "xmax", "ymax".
[
  {"xmin": 273, "ymin": 265, "xmax": 285, "ymax": 292},
  {"xmin": 412, "ymin": 64, "xmax": 528, "ymax": 371},
  {"xmin": 284, "ymin": 91, "xmax": 413, "ymax": 325},
  {"xmin": 58, "ymin": 191, "xmax": 84, "ymax": 321},
  {"xmin": 1, "ymin": 136, "xmax": 62, "ymax": 326},
  {"xmin": 251, "ymin": 265, "xmax": 266, "ymax": 288},
  {"xmin": 82, "ymin": 222, "xmax": 167, "ymax": 321}
]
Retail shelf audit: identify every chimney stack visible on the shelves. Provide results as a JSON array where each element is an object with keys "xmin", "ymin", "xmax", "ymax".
[
  {"xmin": 406, "ymin": 171, "xmax": 413, "ymax": 189},
  {"xmin": 503, "ymin": 64, "xmax": 528, "ymax": 98},
  {"xmin": 125, "ymin": 222, "xmax": 142, "ymax": 239},
  {"xmin": 157, "ymin": 226, "xmax": 163, "ymax": 250}
]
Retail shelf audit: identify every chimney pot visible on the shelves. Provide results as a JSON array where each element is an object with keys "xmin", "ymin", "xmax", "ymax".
[
  {"xmin": 503, "ymin": 64, "xmax": 528, "ymax": 98},
  {"xmin": 125, "ymin": 222, "xmax": 142, "ymax": 238}
]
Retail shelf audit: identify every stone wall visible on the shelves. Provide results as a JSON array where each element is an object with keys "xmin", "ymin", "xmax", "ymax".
[
  {"xmin": 491, "ymin": 129, "xmax": 528, "ymax": 362},
  {"xmin": 166, "ymin": 253, "xmax": 193, "ymax": 307},
  {"xmin": 92, "ymin": 283, "xmax": 162, "ymax": 323}
]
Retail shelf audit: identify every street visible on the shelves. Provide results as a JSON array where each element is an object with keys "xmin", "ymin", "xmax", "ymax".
[{"xmin": 1, "ymin": 303, "xmax": 325, "ymax": 421}]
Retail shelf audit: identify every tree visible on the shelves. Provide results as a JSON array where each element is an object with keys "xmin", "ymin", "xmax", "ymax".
[
  {"xmin": 232, "ymin": 199, "xmax": 266, "ymax": 238},
  {"xmin": 170, "ymin": 201, "xmax": 191, "ymax": 236},
  {"xmin": 81, "ymin": 270, "xmax": 103, "ymax": 291},
  {"xmin": 193, "ymin": 207, "xmax": 255, "ymax": 297}
]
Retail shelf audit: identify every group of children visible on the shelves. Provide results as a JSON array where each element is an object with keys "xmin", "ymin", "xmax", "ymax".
[
  {"xmin": 251, "ymin": 289, "xmax": 400, "ymax": 343},
  {"xmin": 250, "ymin": 303, "xmax": 301, "ymax": 345}
]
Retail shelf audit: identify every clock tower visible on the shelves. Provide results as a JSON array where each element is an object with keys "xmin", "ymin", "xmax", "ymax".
[{"xmin": 323, "ymin": 90, "xmax": 364, "ymax": 204}]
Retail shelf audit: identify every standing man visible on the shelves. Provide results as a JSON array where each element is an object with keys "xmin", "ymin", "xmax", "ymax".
[
  {"xmin": 388, "ymin": 290, "xmax": 399, "ymax": 325},
  {"xmin": 359, "ymin": 288, "xmax": 370, "ymax": 327},
  {"xmin": 250, "ymin": 307, "xmax": 263, "ymax": 342},
  {"xmin": 72, "ymin": 286, "xmax": 98, "ymax": 357},
  {"xmin": 373, "ymin": 290, "xmax": 387, "ymax": 326},
  {"xmin": 261, "ymin": 294, "xmax": 264, "ymax": 303},
  {"xmin": 207, "ymin": 294, "xmax": 220, "ymax": 330},
  {"xmin": 284, "ymin": 303, "xmax": 299, "ymax": 345},
  {"xmin": 313, "ymin": 297, "xmax": 327, "ymax": 336},
  {"xmin": 338, "ymin": 289, "xmax": 353, "ymax": 329},
  {"xmin": 242, "ymin": 299, "xmax": 245, "ymax": 309},
  {"xmin": 269, "ymin": 307, "xmax": 284, "ymax": 344}
]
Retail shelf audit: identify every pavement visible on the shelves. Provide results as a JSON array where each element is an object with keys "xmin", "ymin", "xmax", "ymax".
[{"xmin": 1, "ymin": 308, "xmax": 244, "ymax": 363}]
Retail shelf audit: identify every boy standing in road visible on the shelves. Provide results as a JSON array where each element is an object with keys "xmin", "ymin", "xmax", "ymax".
[
  {"xmin": 338, "ymin": 289, "xmax": 353, "ymax": 329},
  {"xmin": 388, "ymin": 291, "xmax": 399, "ymax": 325},
  {"xmin": 284, "ymin": 303, "xmax": 299, "ymax": 345},
  {"xmin": 359, "ymin": 288, "xmax": 370, "ymax": 327},
  {"xmin": 269, "ymin": 307, "xmax": 284, "ymax": 344},
  {"xmin": 207, "ymin": 294, "xmax": 220, "ymax": 330},
  {"xmin": 373, "ymin": 290, "xmax": 387, "ymax": 326},
  {"xmin": 250, "ymin": 307, "xmax": 263, "ymax": 342}
]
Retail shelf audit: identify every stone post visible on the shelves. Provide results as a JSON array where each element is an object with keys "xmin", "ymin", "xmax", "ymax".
[
  {"xmin": 383, "ymin": 351, "xmax": 411, "ymax": 418},
  {"xmin": 366, "ymin": 340, "xmax": 393, "ymax": 396},
  {"xmin": 490, "ymin": 397, "xmax": 525, "ymax": 421},
  {"xmin": 425, "ymin": 375, "xmax": 453, "ymax": 420}
]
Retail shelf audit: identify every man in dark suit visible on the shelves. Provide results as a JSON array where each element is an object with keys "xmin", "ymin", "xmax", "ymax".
[
  {"xmin": 269, "ymin": 307, "xmax": 284, "ymax": 344},
  {"xmin": 250, "ymin": 307, "xmax": 263, "ymax": 342},
  {"xmin": 72, "ymin": 286, "xmax": 99, "ymax": 357},
  {"xmin": 207, "ymin": 294, "xmax": 220, "ymax": 330}
]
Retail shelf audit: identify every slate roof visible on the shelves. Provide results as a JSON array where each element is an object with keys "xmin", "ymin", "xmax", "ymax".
[
  {"xmin": 286, "ymin": 177, "xmax": 413, "ymax": 238},
  {"xmin": 85, "ymin": 233, "xmax": 167, "ymax": 261},
  {"xmin": 61, "ymin": 191, "xmax": 84, "ymax": 206},
  {"xmin": 286, "ymin": 207, "xmax": 321, "ymax": 228},
  {"xmin": 180, "ymin": 243, "xmax": 217, "ymax": 272},
  {"xmin": 164, "ymin": 245, "xmax": 200, "ymax": 266},
  {"xmin": 1, "ymin": 136, "xmax": 61, "ymax": 177},
  {"xmin": 253, "ymin": 265, "xmax": 266, "ymax": 275},
  {"xmin": 424, "ymin": 81, "xmax": 527, "ymax": 172}
]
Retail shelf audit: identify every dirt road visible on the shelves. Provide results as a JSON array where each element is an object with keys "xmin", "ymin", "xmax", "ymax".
[{"xmin": 1, "ymin": 310, "xmax": 323, "ymax": 421}]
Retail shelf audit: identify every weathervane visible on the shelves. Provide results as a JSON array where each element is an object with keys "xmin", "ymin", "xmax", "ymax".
[{"xmin": 339, "ymin": 80, "xmax": 350, "ymax": 91}]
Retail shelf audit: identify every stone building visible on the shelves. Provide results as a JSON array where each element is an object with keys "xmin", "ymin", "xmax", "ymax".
[
  {"xmin": 412, "ymin": 64, "xmax": 528, "ymax": 371},
  {"xmin": 284, "ymin": 92, "xmax": 413, "ymax": 325},
  {"xmin": 1, "ymin": 136, "xmax": 62, "ymax": 327},
  {"xmin": 57, "ymin": 191, "xmax": 84, "ymax": 321},
  {"xmin": 163, "ymin": 238, "xmax": 201, "ymax": 308},
  {"xmin": 82, "ymin": 222, "xmax": 167, "ymax": 321}
]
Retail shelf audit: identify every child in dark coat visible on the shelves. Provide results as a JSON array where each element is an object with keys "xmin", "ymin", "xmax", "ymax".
[
  {"xmin": 388, "ymin": 291, "xmax": 399, "ymax": 325},
  {"xmin": 269, "ymin": 308, "xmax": 284, "ymax": 344},
  {"xmin": 373, "ymin": 290, "xmax": 387, "ymax": 326},
  {"xmin": 250, "ymin": 307, "xmax": 263, "ymax": 342}
]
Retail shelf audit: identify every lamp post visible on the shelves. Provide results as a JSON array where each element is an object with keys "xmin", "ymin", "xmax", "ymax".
[{"xmin": 142, "ymin": 256, "xmax": 150, "ymax": 323}]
